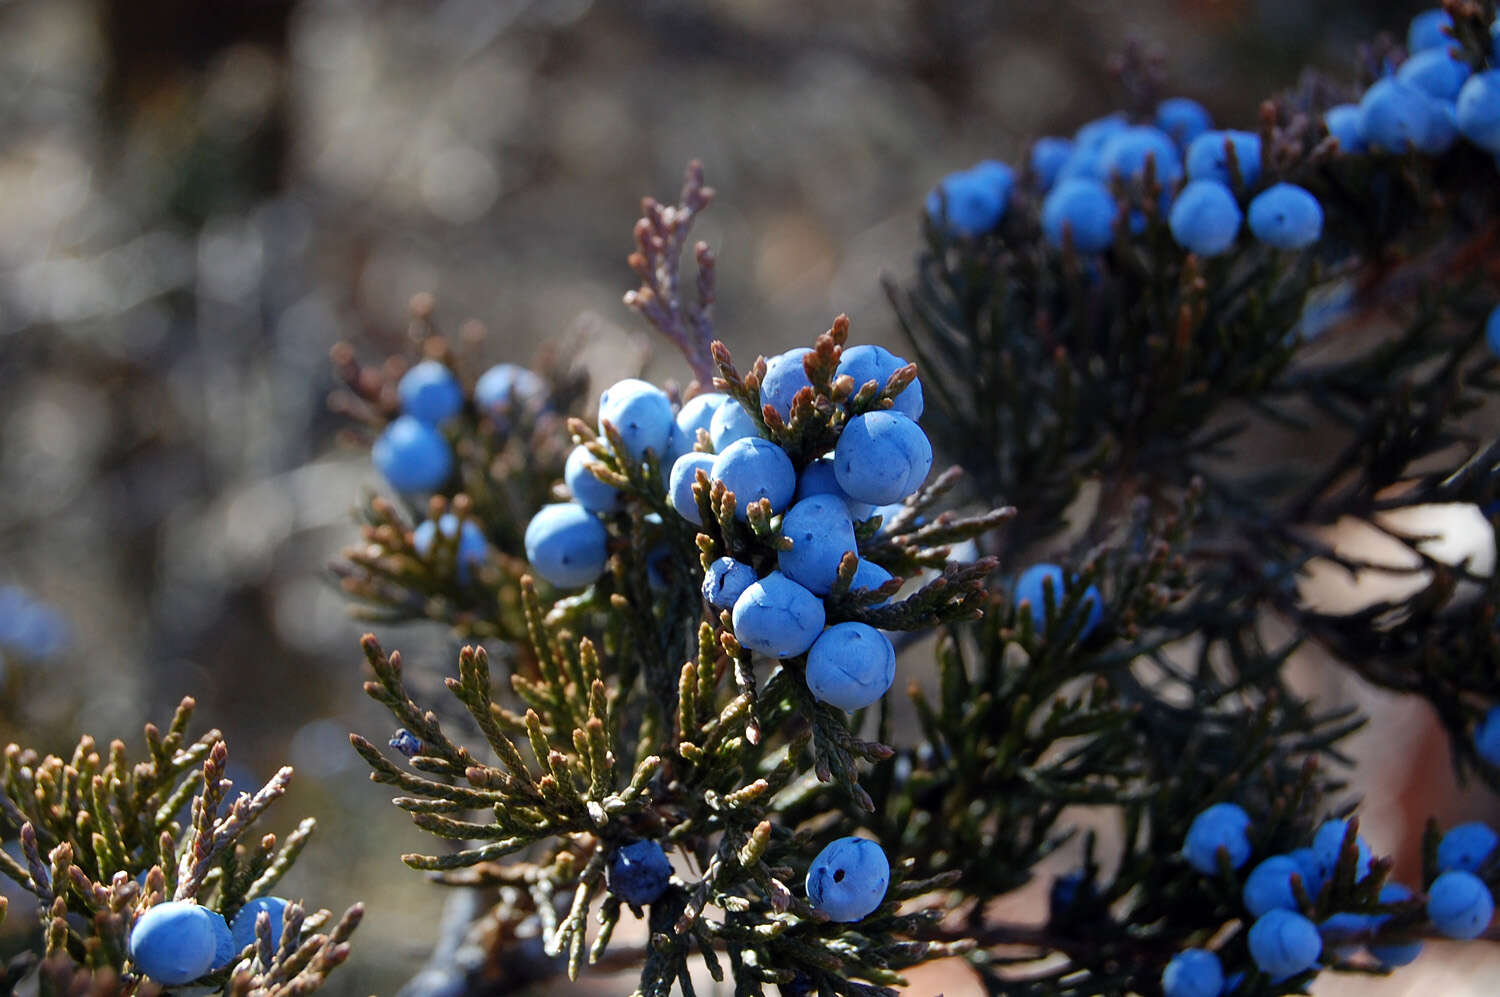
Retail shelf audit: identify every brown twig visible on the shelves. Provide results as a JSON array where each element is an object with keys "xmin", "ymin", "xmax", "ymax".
[{"xmin": 623, "ymin": 160, "xmax": 718, "ymax": 386}]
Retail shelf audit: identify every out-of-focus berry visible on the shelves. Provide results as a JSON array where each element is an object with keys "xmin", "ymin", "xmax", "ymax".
[
  {"xmin": 373, "ymin": 416, "xmax": 453, "ymax": 494},
  {"xmin": 1247, "ymin": 184, "xmax": 1323, "ymax": 250},
  {"xmin": 1247, "ymin": 909, "xmax": 1322, "ymax": 979},
  {"xmin": 1182, "ymin": 802, "xmax": 1252, "ymax": 874},
  {"xmin": 397, "ymin": 360, "xmax": 464, "ymax": 426},
  {"xmin": 1041, "ymin": 178, "xmax": 1117, "ymax": 252},
  {"xmin": 1169, "ymin": 180, "xmax": 1242, "ymax": 256},
  {"xmin": 1242, "ymin": 854, "xmax": 1303, "ymax": 917},
  {"xmin": 1407, "ymin": 8, "xmax": 1453, "ymax": 53},
  {"xmin": 1013, "ymin": 563, "xmax": 1103, "ymax": 640},
  {"xmin": 1324, "ymin": 104, "xmax": 1366, "ymax": 153},
  {"xmin": 1161, "ymin": 948, "xmax": 1224, "ymax": 997},
  {"xmin": 1437, "ymin": 822, "xmax": 1499, "ymax": 873},
  {"xmin": 1156, "ymin": 97, "xmax": 1213, "ymax": 146},
  {"xmin": 1427, "ymin": 870, "xmax": 1495, "ymax": 939},
  {"xmin": 1185, "ymin": 130, "xmax": 1261, "ymax": 187},
  {"xmin": 413, "ymin": 513, "xmax": 488, "ymax": 582},
  {"xmin": 1031, "ymin": 137, "xmax": 1074, "ymax": 190},
  {"xmin": 231, "ymin": 897, "xmax": 289, "ymax": 954}
]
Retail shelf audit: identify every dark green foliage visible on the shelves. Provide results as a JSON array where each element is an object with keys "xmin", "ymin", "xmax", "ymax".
[{"xmin": 893, "ymin": 0, "xmax": 1500, "ymax": 757}]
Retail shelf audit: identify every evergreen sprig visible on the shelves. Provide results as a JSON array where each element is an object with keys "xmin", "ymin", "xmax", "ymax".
[{"xmin": 0, "ymin": 700, "xmax": 361, "ymax": 994}]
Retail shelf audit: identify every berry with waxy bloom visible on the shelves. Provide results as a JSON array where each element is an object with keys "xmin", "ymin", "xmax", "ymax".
[
  {"xmin": 668, "ymin": 451, "xmax": 716, "ymax": 526},
  {"xmin": 760, "ymin": 348, "xmax": 814, "ymax": 421},
  {"xmin": 833, "ymin": 411, "xmax": 933, "ymax": 506},
  {"xmin": 565, "ymin": 444, "xmax": 622, "ymax": 514},
  {"xmin": 778, "ymin": 495, "xmax": 858, "ymax": 596},
  {"xmin": 667, "ymin": 391, "xmax": 727, "ymax": 461},
  {"xmin": 597, "ymin": 378, "xmax": 674, "ymax": 463},
  {"xmin": 835, "ymin": 344, "xmax": 924, "ymax": 420},
  {"xmin": 805, "ymin": 622, "xmax": 897, "ymax": 711},
  {"xmin": 128, "ymin": 902, "xmax": 223, "ymax": 985},
  {"xmin": 711, "ymin": 437, "xmax": 796, "ymax": 520},
  {"xmin": 702, "ymin": 557, "xmax": 756, "ymax": 611},
  {"xmin": 523, "ymin": 503, "xmax": 609, "ymax": 589},
  {"xmin": 731, "ymin": 571, "xmax": 825, "ymax": 658},
  {"xmin": 805, "ymin": 837, "xmax": 890, "ymax": 922}
]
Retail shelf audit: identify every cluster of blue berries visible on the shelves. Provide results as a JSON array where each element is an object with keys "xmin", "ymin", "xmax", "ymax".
[
  {"xmin": 1168, "ymin": 803, "xmax": 1498, "ymax": 993},
  {"xmin": 684, "ymin": 346, "xmax": 929, "ymax": 714},
  {"xmin": 0, "ymin": 585, "xmax": 69, "ymax": 662},
  {"xmin": 531, "ymin": 346, "xmax": 919, "ymax": 924},
  {"xmin": 929, "ymin": 94, "xmax": 1326, "ymax": 258},
  {"xmin": 524, "ymin": 345, "xmax": 931, "ymax": 717},
  {"xmin": 1331, "ymin": 9, "xmax": 1500, "ymax": 162},
  {"xmin": 523, "ymin": 375, "xmax": 686, "ymax": 589},
  {"xmin": 925, "ymin": 6, "xmax": 1500, "ymax": 265},
  {"xmin": 128, "ymin": 896, "xmax": 290, "ymax": 984},
  {"xmin": 372, "ymin": 359, "xmax": 547, "ymax": 495}
]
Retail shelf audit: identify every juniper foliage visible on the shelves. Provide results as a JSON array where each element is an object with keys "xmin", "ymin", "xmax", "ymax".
[
  {"xmin": 7, "ymin": 2, "xmax": 1489, "ymax": 995},
  {"xmin": 0, "ymin": 698, "xmax": 363, "ymax": 995},
  {"xmin": 341, "ymin": 4, "xmax": 1500, "ymax": 992}
]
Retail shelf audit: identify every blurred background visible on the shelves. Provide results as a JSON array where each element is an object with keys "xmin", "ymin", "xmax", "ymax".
[{"xmin": 0, "ymin": 0, "xmax": 1494, "ymax": 992}]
